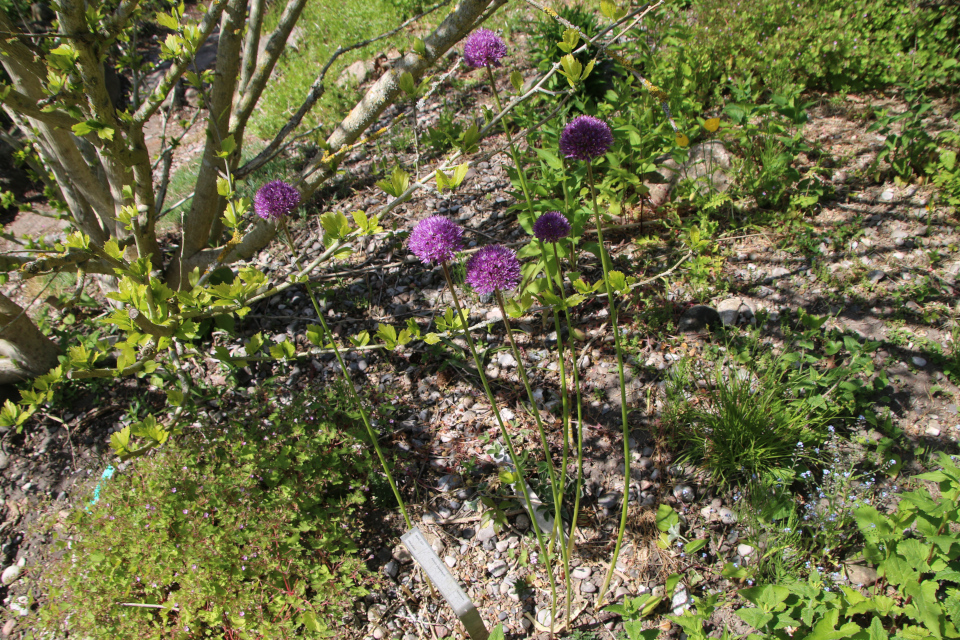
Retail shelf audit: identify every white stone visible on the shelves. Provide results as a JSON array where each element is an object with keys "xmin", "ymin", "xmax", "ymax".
[
  {"xmin": 737, "ymin": 544, "xmax": 755, "ymax": 557},
  {"xmin": 1, "ymin": 565, "xmax": 19, "ymax": 586}
]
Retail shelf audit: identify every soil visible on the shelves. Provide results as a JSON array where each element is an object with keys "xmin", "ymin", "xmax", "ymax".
[{"xmin": 1, "ymin": 24, "xmax": 959, "ymax": 640}]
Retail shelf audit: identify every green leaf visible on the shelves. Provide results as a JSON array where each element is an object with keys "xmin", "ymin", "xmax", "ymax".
[
  {"xmin": 155, "ymin": 11, "xmax": 180, "ymax": 30},
  {"xmin": 167, "ymin": 389, "xmax": 184, "ymax": 407},
  {"xmin": 510, "ymin": 70, "xmax": 523, "ymax": 93},
  {"xmin": 412, "ymin": 38, "xmax": 426, "ymax": 57},
  {"xmin": 399, "ymin": 71, "xmax": 416, "ymax": 97},
  {"xmin": 557, "ymin": 28, "xmax": 580, "ymax": 53},
  {"xmin": 656, "ymin": 504, "xmax": 679, "ymax": 532},
  {"xmin": 219, "ymin": 134, "xmax": 236, "ymax": 157},
  {"xmin": 489, "ymin": 623, "xmax": 505, "ymax": 640},
  {"xmin": 216, "ymin": 176, "xmax": 232, "ymax": 197},
  {"xmin": 736, "ymin": 608, "xmax": 773, "ymax": 630}
]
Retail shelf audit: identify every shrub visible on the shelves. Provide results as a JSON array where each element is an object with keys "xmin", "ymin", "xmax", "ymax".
[{"xmin": 39, "ymin": 385, "xmax": 376, "ymax": 638}]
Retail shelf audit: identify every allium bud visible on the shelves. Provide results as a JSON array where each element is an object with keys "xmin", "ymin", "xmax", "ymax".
[
  {"xmin": 466, "ymin": 244, "xmax": 521, "ymax": 295},
  {"xmin": 533, "ymin": 211, "xmax": 571, "ymax": 243},
  {"xmin": 463, "ymin": 28, "xmax": 507, "ymax": 68},
  {"xmin": 254, "ymin": 181, "xmax": 301, "ymax": 220},
  {"xmin": 559, "ymin": 115, "xmax": 614, "ymax": 161},
  {"xmin": 408, "ymin": 216, "xmax": 464, "ymax": 264}
]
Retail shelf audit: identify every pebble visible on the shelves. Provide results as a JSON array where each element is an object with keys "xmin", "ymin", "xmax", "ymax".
[
  {"xmin": 737, "ymin": 544, "xmax": 755, "ymax": 557},
  {"xmin": 671, "ymin": 585, "xmax": 691, "ymax": 615},
  {"xmin": 673, "ymin": 484, "xmax": 696, "ymax": 502},
  {"xmin": 912, "ymin": 356, "xmax": 927, "ymax": 367},
  {"xmin": 717, "ymin": 508, "xmax": 738, "ymax": 525},
  {"xmin": 926, "ymin": 426, "xmax": 941, "ymax": 437},
  {"xmin": 2, "ymin": 620, "xmax": 14, "ymax": 636},
  {"xmin": 500, "ymin": 575, "xmax": 521, "ymax": 601},
  {"xmin": 477, "ymin": 524, "xmax": 497, "ymax": 543},
  {"xmin": 444, "ymin": 555, "xmax": 457, "ymax": 568},
  {"xmin": 571, "ymin": 567, "xmax": 592, "ymax": 580},
  {"xmin": 383, "ymin": 560, "xmax": 399, "ymax": 579},
  {"xmin": 488, "ymin": 560, "xmax": 508, "ymax": 577},
  {"xmin": 581, "ymin": 581, "xmax": 598, "ymax": 594},
  {"xmin": 515, "ymin": 514, "xmax": 530, "ymax": 530},
  {"xmin": 880, "ymin": 189, "xmax": 895, "ymax": 202},
  {"xmin": 1, "ymin": 565, "xmax": 19, "ymax": 586},
  {"xmin": 536, "ymin": 608, "xmax": 554, "ymax": 628},
  {"xmin": 437, "ymin": 474, "xmax": 462, "ymax": 492},
  {"xmin": 497, "ymin": 352, "xmax": 517, "ymax": 368},
  {"xmin": 393, "ymin": 545, "xmax": 413, "ymax": 564}
]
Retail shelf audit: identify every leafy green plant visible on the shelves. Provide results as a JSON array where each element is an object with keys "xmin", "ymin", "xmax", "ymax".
[
  {"xmin": 735, "ymin": 452, "xmax": 960, "ymax": 640},
  {"xmin": 868, "ymin": 89, "xmax": 941, "ymax": 183},
  {"xmin": 39, "ymin": 384, "xmax": 376, "ymax": 638}
]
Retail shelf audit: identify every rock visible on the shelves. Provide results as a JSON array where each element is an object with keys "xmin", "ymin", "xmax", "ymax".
[
  {"xmin": 845, "ymin": 563, "xmax": 878, "ymax": 586},
  {"xmin": 644, "ymin": 141, "xmax": 733, "ymax": 209},
  {"xmin": 2, "ymin": 620, "xmax": 14, "ymax": 636},
  {"xmin": 581, "ymin": 581, "xmax": 598, "ymax": 594},
  {"xmin": 422, "ymin": 510, "xmax": 439, "ymax": 524},
  {"xmin": 716, "ymin": 298, "xmax": 755, "ymax": 326},
  {"xmin": 737, "ymin": 544, "xmax": 754, "ymax": 557},
  {"xmin": 433, "ymin": 625, "xmax": 450, "ymax": 638},
  {"xmin": 477, "ymin": 524, "xmax": 497, "ymax": 543},
  {"xmin": 487, "ymin": 560, "xmax": 508, "ymax": 577},
  {"xmin": 515, "ymin": 513, "xmax": 530, "ymax": 530},
  {"xmin": 500, "ymin": 575, "xmax": 522, "ymax": 601},
  {"xmin": 926, "ymin": 425, "xmax": 941, "ymax": 437},
  {"xmin": 598, "ymin": 492, "xmax": 620, "ymax": 510},
  {"xmin": 880, "ymin": 189, "xmax": 895, "ymax": 202},
  {"xmin": 392, "ymin": 545, "xmax": 413, "ymax": 564},
  {"xmin": 717, "ymin": 508, "xmax": 738, "ymax": 525},
  {"xmin": 437, "ymin": 474, "xmax": 462, "ymax": 492},
  {"xmin": 912, "ymin": 356, "xmax": 927, "ymax": 367},
  {"xmin": 497, "ymin": 352, "xmax": 517, "ymax": 368},
  {"xmin": 444, "ymin": 555, "xmax": 457, "ymax": 568},
  {"xmin": 866, "ymin": 269, "xmax": 886, "ymax": 284},
  {"xmin": 678, "ymin": 305, "xmax": 722, "ymax": 332},
  {"xmin": 700, "ymin": 504, "xmax": 718, "ymax": 520},
  {"xmin": 336, "ymin": 59, "xmax": 375, "ymax": 88},
  {"xmin": 536, "ymin": 608, "xmax": 554, "ymax": 628},
  {"xmin": 1, "ymin": 565, "xmax": 19, "ymax": 585},
  {"xmin": 383, "ymin": 560, "xmax": 399, "ymax": 579},
  {"xmin": 0, "ymin": 453, "xmax": 8, "ymax": 471},
  {"xmin": 571, "ymin": 566, "xmax": 592, "ymax": 580},
  {"xmin": 673, "ymin": 484, "xmax": 696, "ymax": 503},
  {"xmin": 671, "ymin": 585, "xmax": 691, "ymax": 615}
]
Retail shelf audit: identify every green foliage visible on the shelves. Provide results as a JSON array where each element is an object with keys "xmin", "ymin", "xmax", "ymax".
[
  {"xmin": 868, "ymin": 88, "xmax": 941, "ymax": 183},
  {"xmin": 735, "ymin": 452, "xmax": 960, "ymax": 640},
  {"xmin": 641, "ymin": 0, "xmax": 960, "ymax": 103},
  {"xmin": 39, "ymin": 386, "xmax": 376, "ymax": 638}
]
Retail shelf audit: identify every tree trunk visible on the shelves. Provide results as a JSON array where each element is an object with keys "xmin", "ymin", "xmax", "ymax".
[{"xmin": 0, "ymin": 292, "xmax": 60, "ymax": 384}]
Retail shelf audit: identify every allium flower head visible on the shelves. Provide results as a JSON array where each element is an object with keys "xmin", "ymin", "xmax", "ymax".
[
  {"xmin": 408, "ymin": 216, "xmax": 463, "ymax": 264},
  {"xmin": 559, "ymin": 115, "xmax": 614, "ymax": 161},
  {"xmin": 533, "ymin": 211, "xmax": 571, "ymax": 243},
  {"xmin": 254, "ymin": 180, "xmax": 301, "ymax": 220},
  {"xmin": 466, "ymin": 244, "xmax": 521, "ymax": 295},
  {"xmin": 463, "ymin": 29, "xmax": 507, "ymax": 68}
]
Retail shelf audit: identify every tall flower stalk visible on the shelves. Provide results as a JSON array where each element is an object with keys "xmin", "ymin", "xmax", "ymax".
[
  {"xmin": 410, "ymin": 217, "xmax": 559, "ymax": 633},
  {"xmin": 256, "ymin": 182, "xmax": 413, "ymax": 530},
  {"xmin": 559, "ymin": 115, "xmax": 631, "ymax": 607}
]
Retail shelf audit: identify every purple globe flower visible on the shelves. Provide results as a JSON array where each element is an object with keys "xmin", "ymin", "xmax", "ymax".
[
  {"xmin": 559, "ymin": 115, "xmax": 614, "ymax": 161},
  {"xmin": 466, "ymin": 244, "xmax": 521, "ymax": 295},
  {"xmin": 463, "ymin": 28, "xmax": 507, "ymax": 68},
  {"xmin": 408, "ymin": 216, "xmax": 464, "ymax": 264},
  {"xmin": 254, "ymin": 180, "xmax": 301, "ymax": 220},
  {"xmin": 533, "ymin": 211, "xmax": 571, "ymax": 243}
]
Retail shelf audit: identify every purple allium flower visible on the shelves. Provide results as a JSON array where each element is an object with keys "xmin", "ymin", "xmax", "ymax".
[
  {"xmin": 254, "ymin": 180, "xmax": 301, "ymax": 220},
  {"xmin": 408, "ymin": 216, "xmax": 464, "ymax": 264},
  {"xmin": 463, "ymin": 29, "xmax": 507, "ymax": 68},
  {"xmin": 533, "ymin": 211, "xmax": 571, "ymax": 243},
  {"xmin": 466, "ymin": 244, "xmax": 521, "ymax": 295},
  {"xmin": 559, "ymin": 115, "xmax": 614, "ymax": 161}
]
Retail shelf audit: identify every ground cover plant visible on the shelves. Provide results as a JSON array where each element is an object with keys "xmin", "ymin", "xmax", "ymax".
[{"xmin": 0, "ymin": 0, "xmax": 959, "ymax": 637}]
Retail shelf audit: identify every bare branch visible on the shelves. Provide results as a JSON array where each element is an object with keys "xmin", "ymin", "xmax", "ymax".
[
  {"xmin": 101, "ymin": 0, "xmax": 141, "ymax": 37},
  {"xmin": 229, "ymin": 0, "xmax": 309, "ymax": 135},
  {"xmin": 132, "ymin": 0, "xmax": 226, "ymax": 125},
  {"xmin": 237, "ymin": 0, "xmax": 265, "ymax": 99},
  {"xmin": 234, "ymin": 0, "xmax": 453, "ymax": 179},
  {"xmin": 298, "ymin": 0, "xmax": 508, "ymax": 198},
  {"xmin": 0, "ymin": 87, "xmax": 78, "ymax": 128}
]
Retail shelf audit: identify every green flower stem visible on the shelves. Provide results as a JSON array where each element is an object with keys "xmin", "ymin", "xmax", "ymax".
[
  {"xmin": 494, "ymin": 290, "xmax": 567, "ymax": 627},
  {"xmin": 584, "ymin": 161, "xmax": 632, "ymax": 608},
  {"xmin": 440, "ymin": 262, "xmax": 557, "ymax": 634},
  {"xmin": 485, "ymin": 66, "xmax": 536, "ymax": 221},
  {"xmin": 551, "ymin": 240, "xmax": 586, "ymax": 628},
  {"xmin": 282, "ymin": 222, "xmax": 412, "ymax": 530}
]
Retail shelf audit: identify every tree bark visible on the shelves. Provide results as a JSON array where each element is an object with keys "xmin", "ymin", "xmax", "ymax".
[{"xmin": 0, "ymin": 293, "xmax": 59, "ymax": 384}]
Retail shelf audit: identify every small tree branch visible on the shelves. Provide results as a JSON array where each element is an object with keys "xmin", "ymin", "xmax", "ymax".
[
  {"xmin": 0, "ymin": 87, "xmax": 78, "ymax": 128},
  {"xmin": 229, "ymin": 0, "xmax": 309, "ymax": 136},
  {"xmin": 234, "ymin": 0, "xmax": 453, "ymax": 179},
  {"xmin": 132, "ymin": 0, "xmax": 226, "ymax": 125},
  {"xmin": 298, "ymin": 0, "xmax": 508, "ymax": 199},
  {"xmin": 101, "ymin": 0, "xmax": 141, "ymax": 37},
  {"xmin": 236, "ymin": 0, "xmax": 265, "ymax": 100}
]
